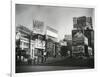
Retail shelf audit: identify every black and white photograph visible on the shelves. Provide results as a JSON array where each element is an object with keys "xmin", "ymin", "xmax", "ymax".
[{"xmin": 15, "ymin": 4, "xmax": 94, "ymax": 73}]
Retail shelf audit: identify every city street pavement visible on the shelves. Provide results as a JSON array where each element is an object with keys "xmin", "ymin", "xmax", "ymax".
[
  {"xmin": 16, "ymin": 65, "xmax": 90, "ymax": 73},
  {"xmin": 16, "ymin": 56, "xmax": 94, "ymax": 73}
]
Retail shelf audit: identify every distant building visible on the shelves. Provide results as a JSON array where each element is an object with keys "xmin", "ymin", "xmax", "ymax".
[
  {"xmin": 64, "ymin": 35, "xmax": 72, "ymax": 41},
  {"xmin": 60, "ymin": 35, "xmax": 72, "ymax": 56},
  {"xmin": 63, "ymin": 34, "xmax": 72, "ymax": 47},
  {"xmin": 59, "ymin": 40, "xmax": 67, "ymax": 46},
  {"xmin": 45, "ymin": 26, "xmax": 58, "ymax": 57}
]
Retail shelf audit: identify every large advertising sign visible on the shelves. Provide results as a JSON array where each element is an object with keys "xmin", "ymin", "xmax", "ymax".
[
  {"xmin": 72, "ymin": 30, "xmax": 84, "ymax": 46},
  {"xmin": 46, "ymin": 30, "xmax": 58, "ymax": 38},
  {"xmin": 73, "ymin": 16, "xmax": 93, "ymax": 30},
  {"xmin": 72, "ymin": 45, "xmax": 85, "ymax": 53},
  {"xmin": 35, "ymin": 39, "xmax": 45, "ymax": 49},
  {"xmin": 34, "ymin": 35, "xmax": 45, "ymax": 49},
  {"xmin": 33, "ymin": 20, "xmax": 44, "ymax": 34},
  {"xmin": 46, "ymin": 26, "xmax": 58, "ymax": 38},
  {"xmin": 16, "ymin": 32, "xmax": 21, "ymax": 40}
]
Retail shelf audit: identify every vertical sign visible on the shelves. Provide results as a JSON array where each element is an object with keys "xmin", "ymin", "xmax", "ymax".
[{"xmin": 33, "ymin": 20, "xmax": 44, "ymax": 34}]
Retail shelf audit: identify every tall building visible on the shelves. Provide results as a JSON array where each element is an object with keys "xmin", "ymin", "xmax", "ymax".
[
  {"xmin": 16, "ymin": 25, "xmax": 32, "ymax": 62},
  {"xmin": 16, "ymin": 25, "xmax": 46, "ymax": 63},
  {"xmin": 72, "ymin": 16, "xmax": 94, "ymax": 57},
  {"xmin": 63, "ymin": 35, "xmax": 72, "ymax": 56},
  {"xmin": 45, "ymin": 26, "xmax": 58, "ymax": 57}
]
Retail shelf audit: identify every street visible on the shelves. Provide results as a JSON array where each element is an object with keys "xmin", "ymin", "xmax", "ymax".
[
  {"xmin": 16, "ymin": 57, "xmax": 94, "ymax": 73},
  {"xmin": 16, "ymin": 65, "xmax": 90, "ymax": 73}
]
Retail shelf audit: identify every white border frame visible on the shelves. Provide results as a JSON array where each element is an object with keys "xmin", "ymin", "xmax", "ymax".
[{"xmin": 11, "ymin": 0, "xmax": 96, "ymax": 77}]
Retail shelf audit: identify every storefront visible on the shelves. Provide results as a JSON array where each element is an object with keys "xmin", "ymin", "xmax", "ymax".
[{"xmin": 33, "ymin": 34, "xmax": 45, "ymax": 64}]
